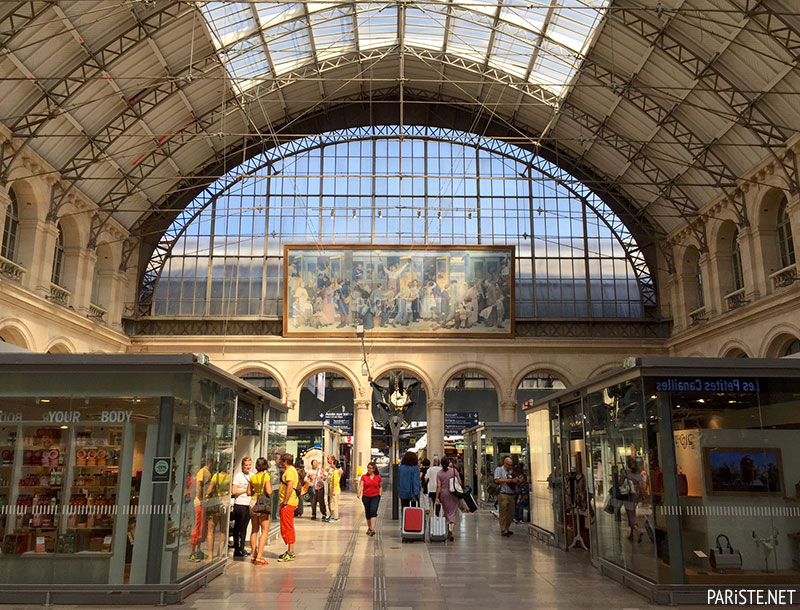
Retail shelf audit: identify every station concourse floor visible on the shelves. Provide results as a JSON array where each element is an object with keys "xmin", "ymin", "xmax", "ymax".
[
  {"xmin": 182, "ymin": 492, "xmax": 658, "ymax": 610},
  {"xmin": 12, "ymin": 492, "xmax": 664, "ymax": 610}
]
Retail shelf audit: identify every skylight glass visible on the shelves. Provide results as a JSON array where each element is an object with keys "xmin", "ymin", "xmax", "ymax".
[{"xmin": 199, "ymin": 1, "xmax": 609, "ymax": 103}]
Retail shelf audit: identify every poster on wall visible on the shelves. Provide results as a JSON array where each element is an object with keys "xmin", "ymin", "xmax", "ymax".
[
  {"xmin": 703, "ymin": 447, "xmax": 784, "ymax": 496},
  {"xmin": 283, "ymin": 245, "xmax": 514, "ymax": 337}
]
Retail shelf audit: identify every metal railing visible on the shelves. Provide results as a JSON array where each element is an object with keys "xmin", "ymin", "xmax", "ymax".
[
  {"xmin": 688, "ymin": 306, "xmax": 707, "ymax": 325},
  {"xmin": 0, "ymin": 254, "xmax": 25, "ymax": 284},
  {"xmin": 769, "ymin": 263, "xmax": 797, "ymax": 289},
  {"xmin": 87, "ymin": 303, "xmax": 106, "ymax": 321},
  {"xmin": 47, "ymin": 283, "xmax": 71, "ymax": 308},
  {"xmin": 724, "ymin": 287, "xmax": 747, "ymax": 311}
]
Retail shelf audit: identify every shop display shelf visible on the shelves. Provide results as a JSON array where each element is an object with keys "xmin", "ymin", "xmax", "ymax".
[
  {"xmin": 73, "ymin": 465, "xmax": 119, "ymax": 469},
  {"xmin": 20, "ymin": 465, "xmax": 64, "ymax": 469},
  {"xmin": 75, "ymin": 445, "xmax": 121, "ymax": 450},
  {"xmin": 18, "ymin": 485, "xmax": 62, "ymax": 490},
  {"xmin": 72, "ymin": 485, "xmax": 116, "ymax": 489}
]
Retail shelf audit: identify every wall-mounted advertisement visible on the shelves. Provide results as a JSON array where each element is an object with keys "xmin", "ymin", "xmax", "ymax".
[{"xmin": 283, "ymin": 245, "xmax": 514, "ymax": 337}]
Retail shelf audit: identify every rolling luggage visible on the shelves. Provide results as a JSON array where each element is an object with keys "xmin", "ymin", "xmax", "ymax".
[
  {"xmin": 401, "ymin": 499, "xmax": 425, "ymax": 542},
  {"xmin": 462, "ymin": 486, "xmax": 478, "ymax": 513},
  {"xmin": 429, "ymin": 504, "xmax": 447, "ymax": 542}
]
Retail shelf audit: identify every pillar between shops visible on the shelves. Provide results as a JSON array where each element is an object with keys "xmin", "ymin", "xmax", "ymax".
[
  {"xmin": 499, "ymin": 399, "xmax": 517, "ymax": 422},
  {"xmin": 427, "ymin": 399, "xmax": 444, "ymax": 459},
  {"xmin": 353, "ymin": 399, "xmax": 371, "ymax": 486}
]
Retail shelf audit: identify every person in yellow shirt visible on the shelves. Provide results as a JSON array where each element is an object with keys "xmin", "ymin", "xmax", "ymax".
[
  {"xmin": 189, "ymin": 456, "xmax": 213, "ymax": 562},
  {"xmin": 205, "ymin": 460, "xmax": 231, "ymax": 560},
  {"xmin": 327, "ymin": 454, "xmax": 343, "ymax": 522},
  {"xmin": 277, "ymin": 453, "xmax": 299, "ymax": 562},
  {"xmin": 247, "ymin": 456, "xmax": 273, "ymax": 565}
]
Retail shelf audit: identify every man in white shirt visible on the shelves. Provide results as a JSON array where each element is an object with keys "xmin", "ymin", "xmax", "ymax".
[
  {"xmin": 494, "ymin": 456, "xmax": 516, "ymax": 537},
  {"xmin": 231, "ymin": 457, "xmax": 252, "ymax": 558},
  {"xmin": 426, "ymin": 456, "xmax": 442, "ymax": 509}
]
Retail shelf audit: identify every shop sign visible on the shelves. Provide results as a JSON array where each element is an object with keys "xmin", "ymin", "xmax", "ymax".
[
  {"xmin": 152, "ymin": 457, "xmax": 172, "ymax": 483},
  {"xmin": 40, "ymin": 410, "xmax": 133, "ymax": 424},
  {"xmin": 654, "ymin": 377, "xmax": 760, "ymax": 393},
  {"xmin": 320, "ymin": 411, "xmax": 353, "ymax": 435},
  {"xmin": 237, "ymin": 402, "xmax": 255, "ymax": 427},
  {"xmin": 444, "ymin": 412, "xmax": 479, "ymax": 436},
  {"xmin": 0, "ymin": 411, "xmax": 22, "ymax": 422}
]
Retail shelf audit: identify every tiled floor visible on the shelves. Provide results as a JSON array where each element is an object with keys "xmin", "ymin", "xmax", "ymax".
[
  {"xmin": 179, "ymin": 492, "xmax": 659, "ymax": 610},
  {"xmin": 13, "ymin": 492, "xmax": 663, "ymax": 609}
]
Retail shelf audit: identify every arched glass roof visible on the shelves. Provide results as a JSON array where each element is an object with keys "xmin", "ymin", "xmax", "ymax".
[
  {"xmin": 200, "ymin": 0, "xmax": 609, "ymax": 101},
  {"xmin": 146, "ymin": 125, "xmax": 653, "ymax": 319}
]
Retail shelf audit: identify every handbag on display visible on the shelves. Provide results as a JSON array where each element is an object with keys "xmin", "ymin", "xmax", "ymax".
[
  {"xmin": 449, "ymin": 472, "xmax": 465, "ymax": 498},
  {"xmin": 709, "ymin": 534, "xmax": 743, "ymax": 571},
  {"xmin": 603, "ymin": 493, "xmax": 617, "ymax": 515}
]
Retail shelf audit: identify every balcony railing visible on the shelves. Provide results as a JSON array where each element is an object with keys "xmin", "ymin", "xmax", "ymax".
[
  {"xmin": 769, "ymin": 263, "xmax": 797, "ymax": 290},
  {"xmin": 0, "ymin": 255, "xmax": 25, "ymax": 284},
  {"xmin": 689, "ymin": 306, "xmax": 707, "ymax": 325},
  {"xmin": 88, "ymin": 303, "xmax": 106, "ymax": 322},
  {"xmin": 724, "ymin": 288, "xmax": 747, "ymax": 311},
  {"xmin": 47, "ymin": 283, "xmax": 71, "ymax": 308}
]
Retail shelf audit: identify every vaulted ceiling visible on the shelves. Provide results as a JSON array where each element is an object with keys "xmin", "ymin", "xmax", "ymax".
[{"xmin": 1, "ymin": 0, "xmax": 798, "ymax": 255}]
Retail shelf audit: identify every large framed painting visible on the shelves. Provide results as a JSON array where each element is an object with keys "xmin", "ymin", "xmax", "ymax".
[
  {"xmin": 702, "ymin": 447, "xmax": 784, "ymax": 496},
  {"xmin": 283, "ymin": 245, "xmax": 514, "ymax": 337}
]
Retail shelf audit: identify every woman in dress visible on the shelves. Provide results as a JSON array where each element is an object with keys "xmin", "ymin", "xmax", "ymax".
[
  {"xmin": 619, "ymin": 455, "xmax": 643, "ymax": 541},
  {"xmin": 358, "ymin": 461, "xmax": 382, "ymax": 536},
  {"xmin": 435, "ymin": 456, "xmax": 463, "ymax": 541}
]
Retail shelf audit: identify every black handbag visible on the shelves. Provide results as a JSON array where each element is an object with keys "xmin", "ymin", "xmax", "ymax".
[
  {"xmin": 709, "ymin": 534, "xmax": 742, "ymax": 571},
  {"xmin": 251, "ymin": 472, "xmax": 271, "ymax": 515}
]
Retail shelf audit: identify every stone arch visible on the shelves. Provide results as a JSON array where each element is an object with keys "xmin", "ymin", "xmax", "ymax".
[
  {"xmin": 231, "ymin": 362, "xmax": 288, "ymax": 400},
  {"xmin": 761, "ymin": 329, "xmax": 800, "ymax": 358},
  {"xmin": 711, "ymin": 219, "xmax": 742, "ymax": 299},
  {"xmin": 44, "ymin": 337, "xmax": 76, "ymax": 354},
  {"xmin": 511, "ymin": 364, "xmax": 573, "ymax": 392},
  {"xmin": 442, "ymin": 365, "xmax": 502, "ymax": 424},
  {"xmin": 719, "ymin": 340, "xmax": 750, "ymax": 358},
  {"xmin": 292, "ymin": 361, "xmax": 360, "ymax": 401},
  {"xmin": 753, "ymin": 186, "xmax": 794, "ymax": 277},
  {"xmin": 5, "ymin": 170, "xmax": 49, "ymax": 224},
  {"xmin": 438, "ymin": 362, "xmax": 505, "ymax": 402},
  {"xmin": 587, "ymin": 362, "xmax": 621, "ymax": 379},
  {"xmin": 370, "ymin": 361, "xmax": 433, "ymax": 398},
  {"xmin": 0, "ymin": 318, "xmax": 35, "ymax": 350}
]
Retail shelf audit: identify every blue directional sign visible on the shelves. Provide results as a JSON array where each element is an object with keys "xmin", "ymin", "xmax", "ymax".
[
  {"xmin": 322, "ymin": 411, "xmax": 353, "ymax": 435},
  {"xmin": 445, "ymin": 412, "xmax": 479, "ymax": 436}
]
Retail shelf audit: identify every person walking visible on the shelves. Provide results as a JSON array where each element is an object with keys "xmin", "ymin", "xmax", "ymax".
[
  {"xmin": 619, "ymin": 456, "xmax": 643, "ymax": 541},
  {"xmin": 358, "ymin": 461, "xmax": 382, "ymax": 536},
  {"xmin": 231, "ymin": 456, "xmax": 252, "ymax": 558},
  {"xmin": 494, "ymin": 456, "xmax": 516, "ymax": 537},
  {"xmin": 305, "ymin": 459, "xmax": 329, "ymax": 521},
  {"xmin": 277, "ymin": 453, "xmax": 299, "ymax": 562},
  {"xmin": 398, "ymin": 451, "xmax": 421, "ymax": 509},
  {"xmin": 327, "ymin": 456, "xmax": 343, "ymax": 522},
  {"xmin": 419, "ymin": 458, "xmax": 430, "ymax": 511},
  {"xmin": 435, "ymin": 456, "xmax": 462, "ymax": 541},
  {"xmin": 426, "ymin": 457, "xmax": 442, "ymax": 509},
  {"xmin": 248, "ymin": 457, "xmax": 273, "ymax": 565}
]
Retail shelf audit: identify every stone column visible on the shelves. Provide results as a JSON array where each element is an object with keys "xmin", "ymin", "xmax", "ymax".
[
  {"xmin": 353, "ymin": 399, "xmax": 372, "ymax": 486},
  {"xmin": 499, "ymin": 399, "xmax": 518, "ymax": 422},
  {"xmin": 98, "ymin": 269, "xmax": 124, "ymax": 329},
  {"xmin": 736, "ymin": 226, "xmax": 760, "ymax": 302},
  {"xmin": 21, "ymin": 219, "xmax": 58, "ymax": 296},
  {"xmin": 698, "ymin": 252, "xmax": 718, "ymax": 318},
  {"xmin": 426, "ymin": 399, "xmax": 444, "ymax": 459},
  {"xmin": 67, "ymin": 247, "xmax": 96, "ymax": 315}
]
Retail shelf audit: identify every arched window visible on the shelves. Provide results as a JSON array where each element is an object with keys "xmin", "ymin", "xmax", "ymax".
[
  {"xmin": 696, "ymin": 258, "xmax": 705, "ymax": 309},
  {"xmin": 147, "ymin": 126, "xmax": 655, "ymax": 320},
  {"xmin": 785, "ymin": 338, "xmax": 800, "ymax": 357},
  {"xmin": 90, "ymin": 263, "xmax": 102, "ymax": 307},
  {"xmin": 51, "ymin": 224, "xmax": 65, "ymax": 287},
  {"xmin": 777, "ymin": 196, "xmax": 795, "ymax": 269},
  {"xmin": 1, "ymin": 189, "xmax": 19, "ymax": 261},
  {"xmin": 731, "ymin": 229, "xmax": 744, "ymax": 291}
]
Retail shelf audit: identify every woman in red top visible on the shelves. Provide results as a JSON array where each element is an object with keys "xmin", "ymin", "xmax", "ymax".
[{"xmin": 358, "ymin": 461, "xmax": 382, "ymax": 536}]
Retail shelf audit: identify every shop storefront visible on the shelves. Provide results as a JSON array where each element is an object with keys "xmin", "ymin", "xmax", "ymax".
[
  {"xmin": 525, "ymin": 358, "xmax": 800, "ymax": 604},
  {"xmin": 286, "ymin": 422, "xmax": 343, "ymax": 472},
  {"xmin": 463, "ymin": 422, "xmax": 527, "ymax": 503},
  {"xmin": 0, "ymin": 353, "xmax": 284, "ymax": 605}
]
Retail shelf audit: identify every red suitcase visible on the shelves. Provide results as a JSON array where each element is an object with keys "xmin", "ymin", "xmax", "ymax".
[{"xmin": 401, "ymin": 500, "xmax": 425, "ymax": 542}]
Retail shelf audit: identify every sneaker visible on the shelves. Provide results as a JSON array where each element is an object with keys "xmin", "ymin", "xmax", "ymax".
[
  {"xmin": 188, "ymin": 552, "xmax": 201, "ymax": 562},
  {"xmin": 322, "ymin": 516, "xmax": 330, "ymax": 522},
  {"xmin": 310, "ymin": 517, "xmax": 317, "ymax": 521},
  {"xmin": 278, "ymin": 552, "xmax": 295, "ymax": 562},
  {"xmin": 329, "ymin": 517, "xmax": 340, "ymax": 522}
]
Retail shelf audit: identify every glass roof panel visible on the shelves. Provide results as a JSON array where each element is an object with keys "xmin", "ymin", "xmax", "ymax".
[
  {"xmin": 405, "ymin": 4, "xmax": 446, "ymax": 51},
  {"xmin": 199, "ymin": 1, "xmax": 608, "ymax": 104}
]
